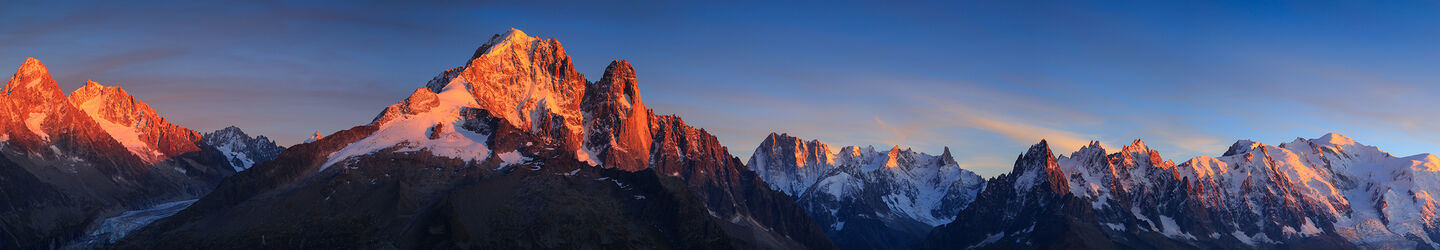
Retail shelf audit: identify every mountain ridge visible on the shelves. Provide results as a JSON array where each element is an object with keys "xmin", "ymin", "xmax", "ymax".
[
  {"xmin": 119, "ymin": 28, "xmax": 836, "ymax": 249},
  {"xmin": 924, "ymin": 133, "xmax": 1440, "ymax": 249}
]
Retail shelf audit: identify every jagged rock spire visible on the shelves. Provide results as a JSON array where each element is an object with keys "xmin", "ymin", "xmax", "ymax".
[
  {"xmin": 581, "ymin": 60, "xmax": 652, "ymax": 171},
  {"xmin": 1012, "ymin": 139, "xmax": 1069, "ymax": 193}
]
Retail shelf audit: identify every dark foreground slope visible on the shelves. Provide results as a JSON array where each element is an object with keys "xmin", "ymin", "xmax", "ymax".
[{"xmin": 120, "ymin": 123, "xmax": 744, "ymax": 249}]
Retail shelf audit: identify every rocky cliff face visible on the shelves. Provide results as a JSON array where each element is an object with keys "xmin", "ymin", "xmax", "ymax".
[
  {"xmin": 582, "ymin": 60, "xmax": 651, "ymax": 171},
  {"xmin": 924, "ymin": 134, "xmax": 1440, "ymax": 249},
  {"xmin": 68, "ymin": 80, "xmax": 203, "ymax": 164},
  {"xmin": 460, "ymin": 29, "xmax": 587, "ymax": 152},
  {"xmin": 749, "ymin": 133, "xmax": 985, "ymax": 250},
  {"xmin": 121, "ymin": 28, "xmax": 834, "ymax": 249}
]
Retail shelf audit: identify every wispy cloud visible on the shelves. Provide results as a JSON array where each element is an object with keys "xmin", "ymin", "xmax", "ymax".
[{"xmin": 928, "ymin": 101, "xmax": 1100, "ymax": 153}]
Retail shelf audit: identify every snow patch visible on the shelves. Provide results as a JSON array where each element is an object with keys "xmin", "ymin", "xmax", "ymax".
[
  {"xmin": 1158, "ymin": 215, "xmax": 1197, "ymax": 240},
  {"xmin": 498, "ymin": 150, "xmax": 528, "ymax": 167},
  {"xmin": 576, "ymin": 147, "xmax": 601, "ymax": 166},
  {"xmin": 25, "ymin": 112, "xmax": 47, "ymax": 140},
  {"xmin": 322, "ymin": 77, "xmax": 491, "ymax": 170}
]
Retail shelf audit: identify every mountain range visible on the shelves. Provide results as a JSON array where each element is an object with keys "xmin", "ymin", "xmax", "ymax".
[
  {"xmin": 3, "ymin": 28, "xmax": 1439, "ymax": 250},
  {"xmin": 0, "ymin": 58, "xmax": 284, "ymax": 249},
  {"xmin": 749, "ymin": 133, "xmax": 984, "ymax": 250},
  {"xmin": 113, "ymin": 28, "xmax": 833, "ymax": 249},
  {"xmin": 924, "ymin": 134, "xmax": 1440, "ymax": 249}
]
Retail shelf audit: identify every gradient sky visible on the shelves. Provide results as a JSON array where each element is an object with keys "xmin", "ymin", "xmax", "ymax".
[{"xmin": 4, "ymin": 0, "xmax": 1439, "ymax": 177}]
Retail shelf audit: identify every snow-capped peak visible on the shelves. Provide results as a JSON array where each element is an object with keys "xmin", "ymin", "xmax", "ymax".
[
  {"xmin": 479, "ymin": 28, "xmax": 539, "ymax": 57},
  {"xmin": 201, "ymin": 126, "xmax": 285, "ymax": 172},
  {"xmin": 1316, "ymin": 132, "xmax": 1355, "ymax": 146},
  {"xmin": 1221, "ymin": 139, "xmax": 1264, "ymax": 156}
]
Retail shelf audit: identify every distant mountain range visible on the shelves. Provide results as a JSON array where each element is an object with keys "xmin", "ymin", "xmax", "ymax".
[
  {"xmin": 4, "ymin": 28, "xmax": 1438, "ymax": 250},
  {"xmin": 924, "ymin": 134, "xmax": 1440, "ymax": 249}
]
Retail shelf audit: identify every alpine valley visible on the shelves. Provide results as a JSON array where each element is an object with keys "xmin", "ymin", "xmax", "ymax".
[{"xmin": 3, "ymin": 28, "xmax": 1439, "ymax": 250}]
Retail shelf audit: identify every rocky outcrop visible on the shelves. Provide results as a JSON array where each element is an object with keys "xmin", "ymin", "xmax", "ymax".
[{"xmin": 582, "ymin": 60, "xmax": 651, "ymax": 171}]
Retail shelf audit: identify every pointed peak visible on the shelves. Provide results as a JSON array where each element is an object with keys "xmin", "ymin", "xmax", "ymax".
[
  {"xmin": 940, "ymin": 146, "xmax": 959, "ymax": 166},
  {"xmin": 884, "ymin": 145, "xmax": 903, "ymax": 168},
  {"xmin": 1316, "ymin": 132, "xmax": 1356, "ymax": 146},
  {"xmin": 1024, "ymin": 139, "xmax": 1056, "ymax": 161},
  {"xmin": 1071, "ymin": 140, "xmax": 1108, "ymax": 157},
  {"xmin": 1222, "ymin": 140, "xmax": 1266, "ymax": 156},
  {"xmin": 500, "ymin": 28, "xmax": 528, "ymax": 40},
  {"xmin": 8, "ymin": 57, "xmax": 58, "ymax": 92},
  {"xmin": 596, "ymin": 60, "xmax": 640, "ymax": 92},
  {"xmin": 470, "ymin": 28, "xmax": 540, "ymax": 60},
  {"xmin": 1120, "ymin": 138, "xmax": 1150, "ymax": 154},
  {"xmin": 605, "ymin": 60, "xmax": 635, "ymax": 75},
  {"xmin": 18, "ymin": 57, "xmax": 47, "ymax": 75},
  {"xmin": 303, "ymin": 131, "xmax": 323, "ymax": 143}
]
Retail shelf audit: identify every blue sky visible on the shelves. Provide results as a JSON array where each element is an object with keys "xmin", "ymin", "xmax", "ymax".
[{"xmin": 4, "ymin": 0, "xmax": 1439, "ymax": 177}]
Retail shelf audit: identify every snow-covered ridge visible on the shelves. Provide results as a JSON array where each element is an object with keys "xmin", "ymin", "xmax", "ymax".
[{"xmin": 324, "ymin": 75, "xmax": 492, "ymax": 170}]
